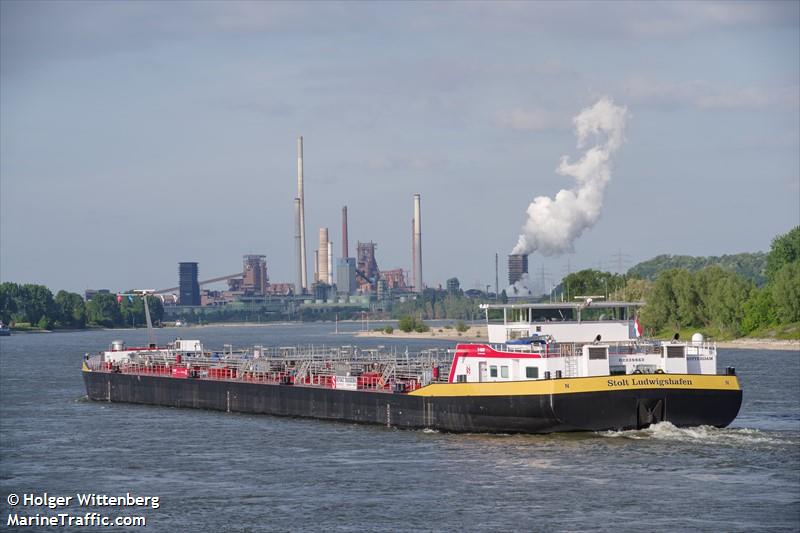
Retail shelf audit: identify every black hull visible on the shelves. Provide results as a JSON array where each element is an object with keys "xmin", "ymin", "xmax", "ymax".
[{"xmin": 83, "ymin": 372, "xmax": 742, "ymax": 434}]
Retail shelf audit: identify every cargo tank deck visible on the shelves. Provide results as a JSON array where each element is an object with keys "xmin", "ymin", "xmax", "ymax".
[{"xmin": 85, "ymin": 345, "xmax": 452, "ymax": 394}]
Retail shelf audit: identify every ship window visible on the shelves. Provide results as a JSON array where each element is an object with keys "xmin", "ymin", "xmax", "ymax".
[
  {"xmin": 667, "ymin": 346, "xmax": 685, "ymax": 358},
  {"xmin": 501, "ymin": 366, "xmax": 509, "ymax": 378},
  {"xmin": 588, "ymin": 347, "xmax": 608, "ymax": 360},
  {"xmin": 490, "ymin": 366, "xmax": 498, "ymax": 378},
  {"xmin": 526, "ymin": 367, "xmax": 539, "ymax": 379},
  {"xmin": 457, "ymin": 375, "xmax": 467, "ymax": 383}
]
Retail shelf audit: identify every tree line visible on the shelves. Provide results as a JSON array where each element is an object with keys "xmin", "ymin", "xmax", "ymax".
[
  {"xmin": 638, "ymin": 227, "xmax": 798, "ymax": 337},
  {"xmin": 627, "ymin": 251, "xmax": 768, "ymax": 286},
  {"xmin": 391, "ymin": 287, "xmax": 491, "ymax": 321},
  {"xmin": 552, "ymin": 227, "xmax": 798, "ymax": 338},
  {"xmin": 0, "ymin": 283, "xmax": 164, "ymax": 330}
]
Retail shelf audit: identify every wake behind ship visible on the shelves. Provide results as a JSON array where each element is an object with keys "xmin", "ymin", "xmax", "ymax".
[{"xmin": 82, "ymin": 301, "xmax": 742, "ymax": 433}]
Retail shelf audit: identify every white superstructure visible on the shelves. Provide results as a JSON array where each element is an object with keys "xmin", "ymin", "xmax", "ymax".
[{"xmin": 453, "ymin": 301, "xmax": 719, "ymax": 383}]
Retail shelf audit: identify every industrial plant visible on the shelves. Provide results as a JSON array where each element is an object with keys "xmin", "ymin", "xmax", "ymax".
[
  {"xmin": 149, "ymin": 136, "xmax": 442, "ymax": 322},
  {"xmin": 78, "ymin": 136, "xmax": 544, "ymax": 322}
]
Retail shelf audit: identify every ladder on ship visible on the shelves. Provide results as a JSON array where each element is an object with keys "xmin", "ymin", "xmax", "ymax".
[
  {"xmin": 564, "ymin": 356, "xmax": 579, "ymax": 378},
  {"xmin": 294, "ymin": 360, "xmax": 311, "ymax": 383},
  {"xmin": 377, "ymin": 362, "xmax": 396, "ymax": 388}
]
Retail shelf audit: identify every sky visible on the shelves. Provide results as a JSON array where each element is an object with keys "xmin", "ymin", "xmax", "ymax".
[{"xmin": 1, "ymin": 1, "xmax": 798, "ymax": 295}]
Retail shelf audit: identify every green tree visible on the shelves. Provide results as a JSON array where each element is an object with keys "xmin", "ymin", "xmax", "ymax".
[
  {"xmin": 19, "ymin": 284, "xmax": 56, "ymax": 327},
  {"xmin": 560, "ymin": 269, "xmax": 624, "ymax": 300},
  {"xmin": 672, "ymin": 269, "xmax": 701, "ymax": 326},
  {"xmin": 639, "ymin": 269, "xmax": 682, "ymax": 331},
  {"xmin": 54, "ymin": 290, "xmax": 87, "ymax": 328},
  {"xmin": 742, "ymin": 288, "xmax": 776, "ymax": 333},
  {"xmin": 702, "ymin": 268, "xmax": 752, "ymax": 335},
  {"xmin": 397, "ymin": 314, "xmax": 429, "ymax": 332},
  {"xmin": 117, "ymin": 293, "xmax": 165, "ymax": 327},
  {"xmin": 771, "ymin": 262, "xmax": 800, "ymax": 324},
  {"xmin": 628, "ymin": 252, "xmax": 767, "ymax": 286},
  {"xmin": 765, "ymin": 226, "xmax": 800, "ymax": 281},
  {"xmin": 0, "ymin": 282, "xmax": 20, "ymax": 324},
  {"xmin": 610, "ymin": 277, "xmax": 651, "ymax": 301},
  {"xmin": 398, "ymin": 315, "xmax": 416, "ymax": 332},
  {"xmin": 87, "ymin": 293, "xmax": 122, "ymax": 327}
]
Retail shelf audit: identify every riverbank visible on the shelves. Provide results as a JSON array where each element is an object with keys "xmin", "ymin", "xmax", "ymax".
[
  {"xmin": 356, "ymin": 326, "xmax": 488, "ymax": 342},
  {"xmin": 715, "ymin": 338, "xmax": 800, "ymax": 351}
]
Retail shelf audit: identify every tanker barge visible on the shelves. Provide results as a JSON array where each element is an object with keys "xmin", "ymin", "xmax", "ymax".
[{"xmin": 82, "ymin": 301, "xmax": 742, "ymax": 433}]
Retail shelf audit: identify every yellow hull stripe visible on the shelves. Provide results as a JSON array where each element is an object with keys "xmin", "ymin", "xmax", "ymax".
[{"xmin": 409, "ymin": 374, "xmax": 741, "ymax": 397}]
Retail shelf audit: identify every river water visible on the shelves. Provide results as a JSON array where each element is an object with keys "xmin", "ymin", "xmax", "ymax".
[{"xmin": 1, "ymin": 324, "xmax": 798, "ymax": 532}]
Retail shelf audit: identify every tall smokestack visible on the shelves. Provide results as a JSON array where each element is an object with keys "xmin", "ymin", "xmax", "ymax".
[
  {"xmin": 495, "ymin": 253, "xmax": 499, "ymax": 296},
  {"xmin": 413, "ymin": 194, "xmax": 422, "ymax": 293},
  {"xmin": 341, "ymin": 206, "xmax": 349, "ymax": 258},
  {"xmin": 294, "ymin": 198, "xmax": 302, "ymax": 293},
  {"xmin": 297, "ymin": 136, "xmax": 308, "ymax": 292},
  {"xmin": 411, "ymin": 218, "xmax": 416, "ymax": 291},
  {"xmin": 327, "ymin": 242, "xmax": 333, "ymax": 285},
  {"xmin": 318, "ymin": 227, "xmax": 329, "ymax": 285}
]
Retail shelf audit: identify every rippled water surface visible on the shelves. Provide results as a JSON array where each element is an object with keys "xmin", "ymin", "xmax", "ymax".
[{"xmin": 1, "ymin": 324, "xmax": 798, "ymax": 532}]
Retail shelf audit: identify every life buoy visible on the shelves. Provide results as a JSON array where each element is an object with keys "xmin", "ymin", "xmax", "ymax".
[
  {"xmin": 632, "ymin": 369, "xmax": 643, "ymax": 374},
  {"xmin": 655, "ymin": 369, "xmax": 665, "ymax": 374}
]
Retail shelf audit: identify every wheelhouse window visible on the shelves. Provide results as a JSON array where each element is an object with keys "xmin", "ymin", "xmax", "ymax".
[
  {"xmin": 490, "ymin": 366, "xmax": 498, "ymax": 378},
  {"xmin": 667, "ymin": 346, "xmax": 686, "ymax": 358},
  {"xmin": 526, "ymin": 367, "xmax": 539, "ymax": 379},
  {"xmin": 588, "ymin": 347, "xmax": 608, "ymax": 360},
  {"xmin": 501, "ymin": 366, "xmax": 509, "ymax": 379}
]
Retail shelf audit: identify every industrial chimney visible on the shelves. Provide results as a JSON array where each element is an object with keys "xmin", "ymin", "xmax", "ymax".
[
  {"xmin": 327, "ymin": 242, "xmax": 333, "ymax": 285},
  {"xmin": 318, "ymin": 228, "xmax": 329, "ymax": 285},
  {"xmin": 297, "ymin": 136, "xmax": 308, "ymax": 293},
  {"xmin": 413, "ymin": 194, "xmax": 423, "ymax": 293},
  {"xmin": 342, "ymin": 206, "xmax": 349, "ymax": 258},
  {"xmin": 294, "ymin": 198, "xmax": 302, "ymax": 293},
  {"xmin": 411, "ymin": 218, "xmax": 416, "ymax": 291}
]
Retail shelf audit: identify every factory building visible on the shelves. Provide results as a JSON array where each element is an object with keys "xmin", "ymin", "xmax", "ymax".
[
  {"xmin": 179, "ymin": 262, "xmax": 200, "ymax": 306},
  {"xmin": 356, "ymin": 241, "xmax": 380, "ymax": 293},
  {"xmin": 508, "ymin": 254, "xmax": 528, "ymax": 286},
  {"xmin": 242, "ymin": 255, "xmax": 268, "ymax": 295},
  {"xmin": 337, "ymin": 257, "xmax": 357, "ymax": 295},
  {"xmin": 381, "ymin": 269, "xmax": 408, "ymax": 291}
]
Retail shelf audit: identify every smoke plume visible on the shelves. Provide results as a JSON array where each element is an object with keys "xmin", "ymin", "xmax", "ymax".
[
  {"xmin": 512, "ymin": 97, "xmax": 629, "ymax": 256},
  {"xmin": 508, "ymin": 273, "xmax": 534, "ymax": 297}
]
